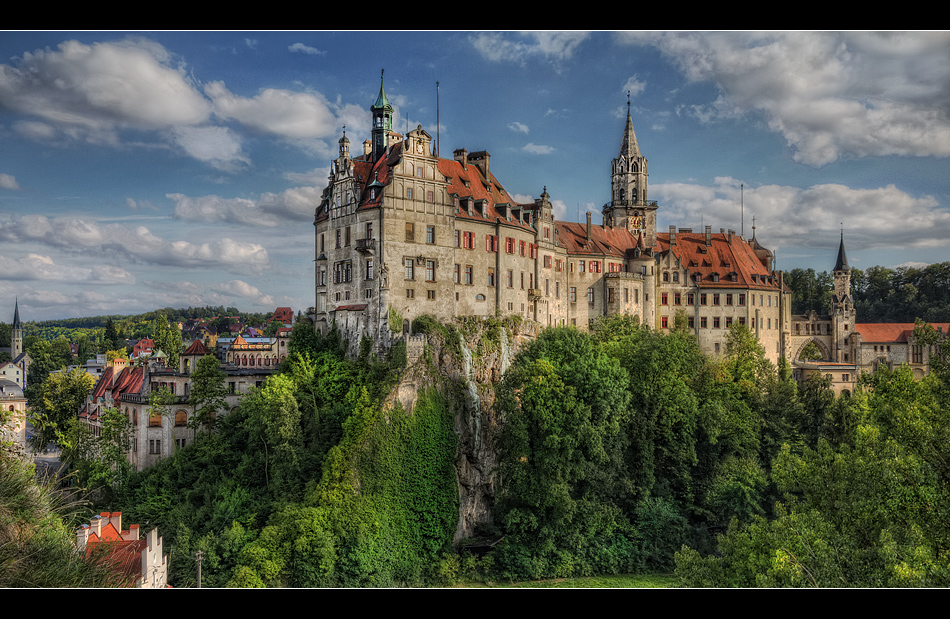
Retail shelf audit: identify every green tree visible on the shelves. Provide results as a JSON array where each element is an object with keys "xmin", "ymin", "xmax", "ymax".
[
  {"xmin": 188, "ymin": 355, "xmax": 229, "ymax": 434},
  {"xmin": 152, "ymin": 313, "xmax": 183, "ymax": 369},
  {"xmin": 28, "ymin": 368, "xmax": 96, "ymax": 450},
  {"xmin": 60, "ymin": 407, "xmax": 134, "ymax": 498}
]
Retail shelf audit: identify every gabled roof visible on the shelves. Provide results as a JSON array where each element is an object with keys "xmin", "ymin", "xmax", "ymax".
[
  {"xmin": 655, "ymin": 232, "xmax": 782, "ymax": 290},
  {"xmin": 555, "ymin": 221, "xmax": 640, "ymax": 257}
]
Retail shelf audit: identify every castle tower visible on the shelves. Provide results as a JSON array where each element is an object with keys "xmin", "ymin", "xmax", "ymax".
[
  {"xmin": 371, "ymin": 70, "xmax": 394, "ymax": 160},
  {"xmin": 11, "ymin": 298, "xmax": 22, "ymax": 358},
  {"xmin": 831, "ymin": 231, "xmax": 855, "ymax": 362},
  {"xmin": 603, "ymin": 95, "xmax": 657, "ymax": 246}
]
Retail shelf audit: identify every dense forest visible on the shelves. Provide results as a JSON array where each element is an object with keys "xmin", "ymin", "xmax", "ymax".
[
  {"xmin": 25, "ymin": 310, "xmax": 942, "ymax": 587},
  {"xmin": 787, "ymin": 261, "xmax": 950, "ymax": 322}
]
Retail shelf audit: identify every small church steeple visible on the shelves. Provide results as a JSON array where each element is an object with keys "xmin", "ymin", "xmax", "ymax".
[
  {"xmin": 11, "ymin": 298, "xmax": 22, "ymax": 358},
  {"xmin": 371, "ymin": 70, "xmax": 394, "ymax": 160}
]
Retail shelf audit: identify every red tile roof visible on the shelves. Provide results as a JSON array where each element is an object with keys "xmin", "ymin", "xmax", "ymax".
[
  {"xmin": 182, "ymin": 339, "xmax": 210, "ymax": 356},
  {"xmin": 655, "ymin": 232, "xmax": 783, "ymax": 290},
  {"xmin": 854, "ymin": 323, "xmax": 950, "ymax": 343}
]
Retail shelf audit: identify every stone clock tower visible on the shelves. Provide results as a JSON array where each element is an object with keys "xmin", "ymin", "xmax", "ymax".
[{"xmin": 603, "ymin": 96, "xmax": 657, "ymax": 246}]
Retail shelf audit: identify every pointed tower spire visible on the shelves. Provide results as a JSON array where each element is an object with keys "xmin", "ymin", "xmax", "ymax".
[
  {"xmin": 13, "ymin": 297, "xmax": 21, "ymax": 329},
  {"xmin": 371, "ymin": 69, "xmax": 394, "ymax": 160},
  {"xmin": 833, "ymin": 228, "xmax": 850, "ymax": 272},
  {"xmin": 620, "ymin": 90, "xmax": 641, "ymax": 159},
  {"xmin": 11, "ymin": 298, "xmax": 23, "ymax": 358}
]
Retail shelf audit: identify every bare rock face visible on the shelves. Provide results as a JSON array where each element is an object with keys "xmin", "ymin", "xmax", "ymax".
[{"xmin": 394, "ymin": 317, "xmax": 538, "ymax": 544}]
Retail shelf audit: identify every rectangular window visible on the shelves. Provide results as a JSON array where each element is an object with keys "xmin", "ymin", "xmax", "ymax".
[
  {"xmin": 687, "ymin": 293, "xmax": 694, "ymax": 305},
  {"xmin": 608, "ymin": 287, "xmax": 615, "ymax": 303},
  {"xmin": 726, "ymin": 294, "xmax": 733, "ymax": 305},
  {"xmin": 713, "ymin": 294, "xmax": 720, "ymax": 305},
  {"xmin": 739, "ymin": 294, "xmax": 746, "ymax": 306},
  {"xmin": 520, "ymin": 240, "xmax": 526, "ymax": 256},
  {"xmin": 427, "ymin": 225, "xmax": 435, "ymax": 244},
  {"xmin": 580, "ymin": 260, "xmax": 586, "ymax": 273},
  {"xmin": 345, "ymin": 227, "xmax": 351, "ymax": 246},
  {"xmin": 662, "ymin": 293, "xmax": 668, "ymax": 305},
  {"xmin": 406, "ymin": 222, "xmax": 415, "ymax": 242},
  {"xmin": 587, "ymin": 287, "xmax": 594, "ymax": 304},
  {"xmin": 701, "ymin": 317, "xmax": 707, "ymax": 329},
  {"xmin": 662, "ymin": 316, "xmax": 669, "ymax": 329},
  {"xmin": 570, "ymin": 287, "xmax": 577, "ymax": 302},
  {"xmin": 426, "ymin": 260, "xmax": 436, "ymax": 282},
  {"xmin": 674, "ymin": 293, "xmax": 681, "ymax": 305},
  {"xmin": 336, "ymin": 229, "xmax": 341, "ymax": 248},
  {"xmin": 406, "ymin": 187, "xmax": 414, "ymax": 199},
  {"xmin": 521, "ymin": 272, "xmax": 525, "ymax": 289},
  {"xmin": 544, "ymin": 255, "xmax": 552, "ymax": 268},
  {"xmin": 506, "ymin": 237, "xmax": 515, "ymax": 253},
  {"xmin": 591, "ymin": 261, "xmax": 601, "ymax": 273},
  {"xmin": 507, "ymin": 270, "xmax": 514, "ymax": 288},
  {"xmin": 455, "ymin": 230, "xmax": 461, "ymax": 248},
  {"xmin": 725, "ymin": 317, "xmax": 733, "ymax": 328},
  {"xmin": 366, "ymin": 259, "xmax": 374, "ymax": 280},
  {"xmin": 427, "ymin": 290, "xmax": 436, "ymax": 300},
  {"xmin": 713, "ymin": 317, "xmax": 721, "ymax": 329},
  {"xmin": 405, "ymin": 258, "xmax": 414, "ymax": 280},
  {"xmin": 407, "ymin": 289, "xmax": 415, "ymax": 299},
  {"xmin": 556, "ymin": 282, "xmax": 560, "ymax": 298},
  {"xmin": 488, "ymin": 268, "xmax": 496, "ymax": 287},
  {"xmin": 555, "ymin": 259, "xmax": 563, "ymax": 272},
  {"xmin": 688, "ymin": 316, "xmax": 695, "ymax": 328},
  {"xmin": 427, "ymin": 190, "xmax": 434, "ymax": 203},
  {"xmin": 465, "ymin": 265, "xmax": 473, "ymax": 285},
  {"xmin": 455, "ymin": 264, "xmax": 461, "ymax": 284}
]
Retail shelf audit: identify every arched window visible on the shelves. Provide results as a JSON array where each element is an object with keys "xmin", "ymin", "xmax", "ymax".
[
  {"xmin": 175, "ymin": 410, "xmax": 187, "ymax": 427},
  {"xmin": 149, "ymin": 413, "xmax": 162, "ymax": 427}
]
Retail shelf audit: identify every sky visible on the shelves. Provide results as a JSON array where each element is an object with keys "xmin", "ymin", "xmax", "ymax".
[{"xmin": 1, "ymin": 31, "xmax": 948, "ymax": 322}]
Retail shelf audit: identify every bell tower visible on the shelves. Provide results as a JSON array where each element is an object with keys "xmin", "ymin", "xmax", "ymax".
[
  {"xmin": 370, "ymin": 70, "xmax": 394, "ymax": 160},
  {"xmin": 831, "ymin": 230, "xmax": 855, "ymax": 362},
  {"xmin": 603, "ymin": 93, "xmax": 657, "ymax": 246}
]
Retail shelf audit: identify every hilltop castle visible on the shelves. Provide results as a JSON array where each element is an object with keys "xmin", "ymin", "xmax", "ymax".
[
  {"xmin": 309, "ymin": 75, "xmax": 948, "ymax": 395},
  {"xmin": 312, "ymin": 75, "xmax": 790, "ymax": 364}
]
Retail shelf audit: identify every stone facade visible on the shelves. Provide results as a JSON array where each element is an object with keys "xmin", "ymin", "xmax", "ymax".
[{"xmin": 312, "ymin": 76, "xmax": 791, "ymax": 364}]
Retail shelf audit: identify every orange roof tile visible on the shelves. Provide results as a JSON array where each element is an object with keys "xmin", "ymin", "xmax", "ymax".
[{"xmin": 854, "ymin": 323, "xmax": 950, "ymax": 343}]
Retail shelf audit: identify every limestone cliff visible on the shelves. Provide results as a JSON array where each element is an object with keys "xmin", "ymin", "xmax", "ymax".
[{"xmin": 388, "ymin": 316, "xmax": 539, "ymax": 544}]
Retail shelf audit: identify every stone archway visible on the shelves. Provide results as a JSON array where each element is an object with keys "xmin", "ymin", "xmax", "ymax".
[{"xmin": 794, "ymin": 337, "xmax": 832, "ymax": 361}]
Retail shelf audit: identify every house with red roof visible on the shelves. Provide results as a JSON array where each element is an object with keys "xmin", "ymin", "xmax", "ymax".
[
  {"xmin": 81, "ymin": 342, "xmax": 276, "ymax": 471},
  {"xmin": 76, "ymin": 512, "xmax": 167, "ymax": 588},
  {"xmin": 311, "ymin": 74, "xmax": 790, "ymax": 362}
]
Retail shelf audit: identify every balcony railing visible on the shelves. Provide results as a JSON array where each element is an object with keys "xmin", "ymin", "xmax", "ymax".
[{"xmin": 355, "ymin": 238, "xmax": 376, "ymax": 253}]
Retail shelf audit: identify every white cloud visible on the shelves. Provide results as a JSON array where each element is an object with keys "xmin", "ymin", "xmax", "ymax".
[
  {"xmin": 289, "ymin": 43, "xmax": 325, "ymax": 55},
  {"xmin": 469, "ymin": 32, "xmax": 589, "ymax": 68},
  {"xmin": 170, "ymin": 125, "xmax": 250, "ymax": 171},
  {"xmin": 204, "ymin": 80, "xmax": 339, "ymax": 140},
  {"xmin": 0, "ymin": 215, "xmax": 272, "ymax": 273},
  {"xmin": 652, "ymin": 177, "xmax": 950, "ymax": 251},
  {"xmin": 169, "ymin": 185, "xmax": 323, "ymax": 226},
  {"xmin": 522, "ymin": 143, "xmax": 555, "ymax": 155},
  {"xmin": 0, "ymin": 174, "xmax": 20, "ymax": 190},
  {"xmin": 623, "ymin": 32, "xmax": 950, "ymax": 165},
  {"xmin": 0, "ymin": 253, "xmax": 135, "ymax": 284},
  {"xmin": 0, "ymin": 38, "xmax": 211, "ymax": 144},
  {"xmin": 622, "ymin": 75, "xmax": 646, "ymax": 99},
  {"xmin": 212, "ymin": 279, "xmax": 276, "ymax": 307},
  {"xmin": 508, "ymin": 121, "xmax": 530, "ymax": 134}
]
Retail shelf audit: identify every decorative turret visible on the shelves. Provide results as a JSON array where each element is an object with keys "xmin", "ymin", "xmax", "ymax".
[{"xmin": 371, "ymin": 70, "xmax": 394, "ymax": 160}]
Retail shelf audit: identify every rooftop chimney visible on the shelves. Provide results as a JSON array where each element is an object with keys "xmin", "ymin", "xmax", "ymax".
[
  {"xmin": 705, "ymin": 225, "xmax": 712, "ymax": 247},
  {"xmin": 586, "ymin": 212, "xmax": 592, "ymax": 244},
  {"xmin": 669, "ymin": 225, "xmax": 676, "ymax": 246}
]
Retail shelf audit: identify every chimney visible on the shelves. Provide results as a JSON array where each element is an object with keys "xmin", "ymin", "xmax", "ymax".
[
  {"xmin": 454, "ymin": 148, "xmax": 468, "ymax": 170},
  {"xmin": 705, "ymin": 225, "xmax": 712, "ymax": 247},
  {"xmin": 363, "ymin": 139, "xmax": 372, "ymax": 156},
  {"xmin": 77, "ymin": 525, "xmax": 89, "ymax": 550},
  {"xmin": 128, "ymin": 523, "xmax": 140, "ymax": 541},
  {"xmin": 586, "ymin": 212, "xmax": 592, "ymax": 244},
  {"xmin": 727, "ymin": 229, "xmax": 734, "ymax": 242},
  {"xmin": 670, "ymin": 225, "xmax": 676, "ymax": 246}
]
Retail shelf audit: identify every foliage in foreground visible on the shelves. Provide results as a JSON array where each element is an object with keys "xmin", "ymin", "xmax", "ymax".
[{"xmin": 0, "ymin": 452, "xmax": 124, "ymax": 587}]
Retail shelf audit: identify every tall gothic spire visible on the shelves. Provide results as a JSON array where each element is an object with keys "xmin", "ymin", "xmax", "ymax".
[
  {"xmin": 834, "ymin": 229, "xmax": 850, "ymax": 272},
  {"xmin": 12, "ymin": 297, "xmax": 20, "ymax": 329},
  {"xmin": 620, "ymin": 91, "xmax": 641, "ymax": 159}
]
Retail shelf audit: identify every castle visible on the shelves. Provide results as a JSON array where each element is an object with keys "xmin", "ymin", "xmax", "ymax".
[{"xmin": 312, "ymin": 75, "xmax": 791, "ymax": 364}]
